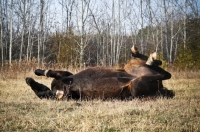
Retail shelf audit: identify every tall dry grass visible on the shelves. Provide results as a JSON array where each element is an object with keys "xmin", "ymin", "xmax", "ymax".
[{"xmin": 0, "ymin": 64, "xmax": 200, "ymax": 131}]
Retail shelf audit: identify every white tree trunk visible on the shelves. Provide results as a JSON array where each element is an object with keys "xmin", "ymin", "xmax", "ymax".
[
  {"xmin": 116, "ymin": 0, "xmax": 121, "ymax": 65},
  {"xmin": 26, "ymin": 0, "xmax": 31, "ymax": 62},
  {"xmin": 19, "ymin": 0, "xmax": 26, "ymax": 63},
  {"xmin": 169, "ymin": 1, "xmax": 174, "ymax": 63},
  {"xmin": 0, "ymin": 0, "xmax": 3, "ymax": 66},
  {"xmin": 183, "ymin": 0, "xmax": 187, "ymax": 49},
  {"xmin": 140, "ymin": 0, "xmax": 144, "ymax": 54},
  {"xmin": 78, "ymin": 0, "xmax": 90, "ymax": 69},
  {"xmin": 9, "ymin": 0, "xmax": 13, "ymax": 66},
  {"xmin": 79, "ymin": 0, "xmax": 84, "ymax": 69},
  {"xmin": 163, "ymin": 0, "xmax": 169, "ymax": 60},
  {"xmin": 38, "ymin": 0, "xmax": 44, "ymax": 65}
]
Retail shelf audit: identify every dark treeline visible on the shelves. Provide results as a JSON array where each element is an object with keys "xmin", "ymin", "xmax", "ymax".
[{"xmin": 0, "ymin": 0, "xmax": 200, "ymax": 69}]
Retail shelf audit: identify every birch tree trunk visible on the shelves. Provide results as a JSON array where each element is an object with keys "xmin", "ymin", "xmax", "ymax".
[
  {"xmin": 116, "ymin": 0, "xmax": 121, "ymax": 65},
  {"xmin": 38, "ymin": 0, "xmax": 44, "ymax": 65},
  {"xmin": 111, "ymin": 0, "xmax": 116, "ymax": 66},
  {"xmin": 78, "ymin": 0, "xmax": 90, "ymax": 69},
  {"xmin": 163, "ymin": 0, "xmax": 169, "ymax": 60},
  {"xmin": 79, "ymin": 0, "xmax": 84, "ymax": 69},
  {"xmin": 19, "ymin": 0, "xmax": 26, "ymax": 63},
  {"xmin": 169, "ymin": 1, "xmax": 174, "ymax": 63},
  {"xmin": 0, "ymin": 0, "xmax": 3, "ymax": 66},
  {"xmin": 160, "ymin": 1, "xmax": 164, "ymax": 57},
  {"xmin": 140, "ymin": 0, "xmax": 144, "ymax": 54},
  {"xmin": 183, "ymin": 0, "xmax": 187, "ymax": 49},
  {"xmin": 26, "ymin": 0, "xmax": 32, "ymax": 62},
  {"xmin": 88, "ymin": 6, "xmax": 101, "ymax": 65},
  {"xmin": 9, "ymin": 0, "xmax": 13, "ymax": 66}
]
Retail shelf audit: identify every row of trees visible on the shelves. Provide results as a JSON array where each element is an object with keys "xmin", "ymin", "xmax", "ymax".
[{"xmin": 0, "ymin": 0, "xmax": 200, "ymax": 69}]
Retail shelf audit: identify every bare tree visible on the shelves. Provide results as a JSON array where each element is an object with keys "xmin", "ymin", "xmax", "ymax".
[
  {"xmin": 64, "ymin": 0, "xmax": 75, "ymax": 32},
  {"xmin": 115, "ymin": 0, "xmax": 121, "ymax": 65},
  {"xmin": 9, "ymin": 0, "xmax": 13, "ymax": 66},
  {"xmin": 110, "ymin": 0, "xmax": 116, "ymax": 66},
  {"xmin": 26, "ymin": 0, "xmax": 38, "ymax": 62},
  {"xmin": 160, "ymin": 1, "xmax": 164, "ymax": 57},
  {"xmin": 188, "ymin": 0, "xmax": 199, "ymax": 17},
  {"xmin": 74, "ymin": 0, "xmax": 91, "ymax": 69},
  {"xmin": 0, "ymin": 0, "xmax": 3, "ymax": 66},
  {"xmin": 38, "ymin": 0, "xmax": 44, "ymax": 65},
  {"xmin": 183, "ymin": 0, "xmax": 187, "ymax": 49},
  {"xmin": 26, "ymin": 0, "xmax": 32, "ymax": 62},
  {"xmin": 19, "ymin": 0, "xmax": 27, "ymax": 63},
  {"xmin": 140, "ymin": 0, "xmax": 144, "ymax": 54},
  {"xmin": 169, "ymin": 0, "xmax": 174, "ymax": 63},
  {"xmin": 88, "ymin": 3, "xmax": 102, "ymax": 65},
  {"xmin": 163, "ymin": 0, "xmax": 170, "ymax": 60},
  {"xmin": 116, "ymin": 0, "xmax": 127, "ymax": 65}
]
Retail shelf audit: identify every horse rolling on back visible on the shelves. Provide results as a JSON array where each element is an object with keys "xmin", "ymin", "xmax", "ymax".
[{"xmin": 25, "ymin": 46, "xmax": 174, "ymax": 100}]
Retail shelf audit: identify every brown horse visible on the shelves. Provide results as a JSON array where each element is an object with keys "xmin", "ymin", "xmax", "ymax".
[{"xmin": 25, "ymin": 46, "xmax": 174, "ymax": 100}]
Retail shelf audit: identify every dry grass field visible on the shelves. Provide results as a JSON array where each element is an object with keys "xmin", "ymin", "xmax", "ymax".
[{"xmin": 0, "ymin": 67, "xmax": 200, "ymax": 132}]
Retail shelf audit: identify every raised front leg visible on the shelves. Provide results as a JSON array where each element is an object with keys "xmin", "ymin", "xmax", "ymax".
[
  {"xmin": 35, "ymin": 69, "xmax": 73, "ymax": 80},
  {"xmin": 131, "ymin": 45, "xmax": 148, "ymax": 61},
  {"xmin": 25, "ymin": 77, "xmax": 64, "ymax": 99},
  {"xmin": 131, "ymin": 45, "xmax": 162, "ymax": 66},
  {"xmin": 145, "ymin": 52, "xmax": 162, "ymax": 66}
]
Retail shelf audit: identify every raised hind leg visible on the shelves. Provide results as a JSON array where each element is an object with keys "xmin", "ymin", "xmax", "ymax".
[
  {"xmin": 144, "ymin": 52, "xmax": 171, "ymax": 80},
  {"xmin": 34, "ymin": 69, "xmax": 73, "ymax": 79},
  {"xmin": 131, "ymin": 45, "xmax": 162, "ymax": 66},
  {"xmin": 25, "ymin": 77, "xmax": 64, "ymax": 99}
]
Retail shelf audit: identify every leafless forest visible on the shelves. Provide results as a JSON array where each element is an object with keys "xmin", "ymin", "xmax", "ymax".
[{"xmin": 0, "ymin": 0, "xmax": 200, "ymax": 69}]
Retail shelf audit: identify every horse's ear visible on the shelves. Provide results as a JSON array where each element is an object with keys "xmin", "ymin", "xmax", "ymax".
[{"xmin": 61, "ymin": 77, "xmax": 73, "ymax": 84}]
